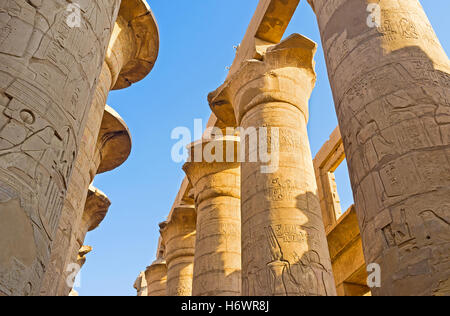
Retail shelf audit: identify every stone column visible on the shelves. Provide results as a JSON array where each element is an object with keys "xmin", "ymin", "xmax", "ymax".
[
  {"xmin": 145, "ymin": 259, "xmax": 168, "ymax": 296},
  {"xmin": 307, "ymin": 0, "xmax": 450, "ymax": 296},
  {"xmin": 183, "ymin": 137, "xmax": 242, "ymax": 296},
  {"xmin": 134, "ymin": 271, "xmax": 148, "ymax": 297},
  {"xmin": 39, "ymin": 0, "xmax": 158, "ymax": 296},
  {"xmin": 209, "ymin": 34, "xmax": 336, "ymax": 296},
  {"xmin": 160, "ymin": 205, "xmax": 196, "ymax": 296},
  {"xmin": 0, "ymin": 0, "xmax": 121, "ymax": 296}
]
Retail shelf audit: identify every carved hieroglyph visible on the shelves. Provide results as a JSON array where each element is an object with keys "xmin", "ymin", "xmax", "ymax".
[
  {"xmin": 41, "ymin": 0, "xmax": 158, "ymax": 296},
  {"xmin": 0, "ymin": 0, "xmax": 121, "ymax": 296},
  {"xmin": 308, "ymin": 0, "xmax": 450, "ymax": 295},
  {"xmin": 134, "ymin": 271, "xmax": 148, "ymax": 297},
  {"xmin": 145, "ymin": 259, "xmax": 168, "ymax": 296},
  {"xmin": 183, "ymin": 137, "xmax": 242, "ymax": 296},
  {"xmin": 209, "ymin": 34, "xmax": 336, "ymax": 296},
  {"xmin": 160, "ymin": 205, "xmax": 196, "ymax": 296},
  {"xmin": 39, "ymin": 62, "xmax": 113, "ymax": 296},
  {"xmin": 54, "ymin": 106, "xmax": 131, "ymax": 296}
]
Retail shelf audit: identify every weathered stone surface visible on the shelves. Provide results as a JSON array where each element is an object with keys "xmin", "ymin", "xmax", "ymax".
[
  {"xmin": 76, "ymin": 245, "xmax": 92, "ymax": 269},
  {"xmin": 96, "ymin": 106, "xmax": 132, "ymax": 174},
  {"xmin": 313, "ymin": 127, "xmax": 369, "ymax": 296},
  {"xmin": 183, "ymin": 137, "xmax": 242, "ymax": 296},
  {"xmin": 134, "ymin": 271, "xmax": 148, "ymax": 296},
  {"xmin": 0, "ymin": 0, "xmax": 121, "ymax": 296},
  {"xmin": 80, "ymin": 186, "xmax": 111, "ymax": 241},
  {"xmin": 327, "ymin": 206, "xmax": 369, "ymax": 296},
  {"xmin": 145, "ymin": 259, "xmax": 167, "ymax": 296},
  {"xmin": 308, "ymin": 0, "xmax": 450, "ymax": 296},
  {"xmin": 160, "ymin": 205, "xmax": 196, "ymax": 296},
  {"xmin": 110, "ymin": 0, "xmax": 159, "ymax": 90},
  {"xmin": 210, "ymin": 34, "xmax": 336, "ymax": 296},
  {"xmin": 313, "ymin": 127, "xmax": 345, "ymax": 233},
  {"xmin": 68, "ymin": 289, "xmax": 79, "ymax": 297},
  {"xmin": 40, "ymin": 0, "xmax": 157, "ymax": 296}
]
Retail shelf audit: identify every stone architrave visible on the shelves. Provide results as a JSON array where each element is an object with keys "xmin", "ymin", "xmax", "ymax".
[
  {"xmin": 307, "ymin": 0, "xmax": 450, "ymax": 296},
  {"xmin": 183, "ymin": 137, "xmax": 242, "ymax": 296},
  {"xmin": 0, "ymin": 0, "xmax": 121, "ymax": 296},
  {"xmin": 209, "ymin": 34, "xmax": 336, "ymax": 296},
  {"xmin": 160, "ymin": 205, "xmax": 196, "ymax": 296}
]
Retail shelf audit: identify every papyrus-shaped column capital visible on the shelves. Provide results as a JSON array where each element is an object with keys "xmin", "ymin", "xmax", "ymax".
[
  {"xmin": 183, "ymin": 137, "xmax": 242, "ymax": 296},
  {"xmin": 183, "ymin": 137, "xmax": 241, "ymax": 205},
  {"xmin": 96, "ymin": 105, "xmax": 132, "ymax": 175},
  {"xmin": 209, "ymin": 34, "xmax": 317, "ymax": 126},
  {"xmin": 145, "ymin": 259, "xmax": 168, "ymax": 297},
  {"xmin": 107, "ymin": 0, "xmax": 159, "ymax": 90}
]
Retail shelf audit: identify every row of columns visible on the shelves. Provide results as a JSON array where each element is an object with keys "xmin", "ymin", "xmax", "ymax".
[
  {"xmin": 145, "ymin": 0, "xmax": 449, "ymax": 296},
  {"xmin": 145, "ymin": 34, "xmax": 336, "ymax": 296}
]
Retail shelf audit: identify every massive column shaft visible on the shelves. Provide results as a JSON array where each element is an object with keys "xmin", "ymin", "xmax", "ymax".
[
  {"xmin": 0, "ymin": 0, "xmax": 121, "ymax": 296},
  {"xmin": 39, "ymin": 59, "xmax": 112, "ymax": 296},
  {"xmin": 308, "ymin": 0, "xmax": 450, "ymax": 295},
  {"xmin": 40, "ymin": 0, "xmax": 158, "ymax": 296},
  {"xmin": 210, "ymin": 34, "xmax": 336, "ymax": 296},
  {"xmin": 134, "ymin": 271, "xmax": 148, "ymax": 297},
  {"xmin": 183, "ymin": 137, "xmax": 242, "ymax": 296},
  {"xmin": 160, "ymin": 206, "xmax": 196, "ymax": 296}
]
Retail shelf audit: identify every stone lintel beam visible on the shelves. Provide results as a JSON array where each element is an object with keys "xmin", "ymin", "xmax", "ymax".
[
  {"xmin": 159, "ymin": 205, "xmax": 196, "ymax": 296},
  {"xmin": 183, "ymin": 137, "xmax": 241, "ymax": 296},
  {"xmin": 108, "ymin": 0, "xmax": 160, "ymax": 90},
  {"xmin": 209, "ymin": 34, "xmax": 317, "ymax": 127},
  {"xmin": 96, "ymin": 105, "xmax": 132, "ymax": 174},
  {"xmin": 145, "ymin": 259, "xmax": 168, "ymax": 296}
]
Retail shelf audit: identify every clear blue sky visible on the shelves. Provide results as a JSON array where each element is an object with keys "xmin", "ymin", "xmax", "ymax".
[{"xmin": 77, "ymin": 0, "xmax": 450, "ymax": 296}]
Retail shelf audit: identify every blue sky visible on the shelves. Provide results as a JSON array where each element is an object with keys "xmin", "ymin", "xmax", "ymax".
[{"xmin": 77, "ymin": 1, "xmax": 450, "ymax": 296}]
